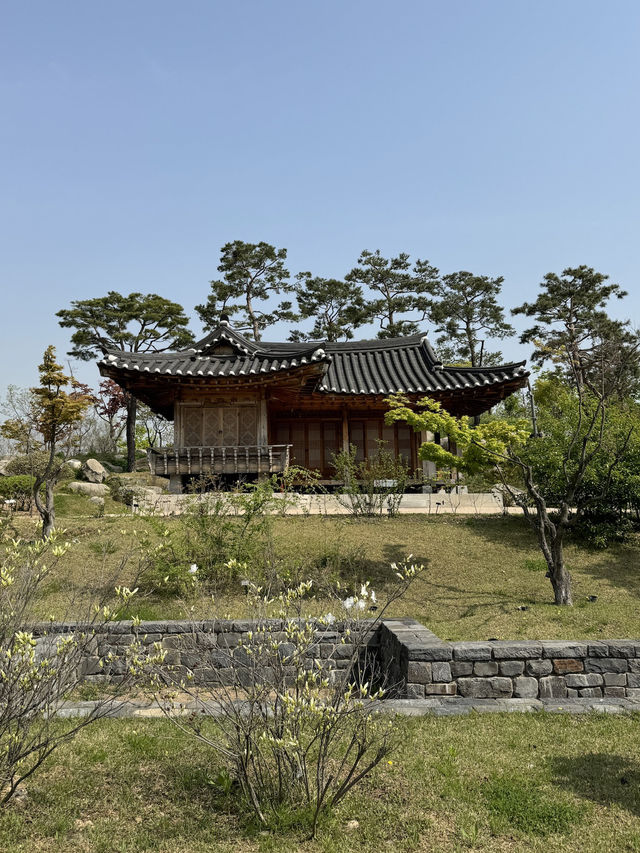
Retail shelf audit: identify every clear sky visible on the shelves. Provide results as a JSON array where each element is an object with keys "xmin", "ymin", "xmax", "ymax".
[{"xmin": 1, "ymin": 1, "xmax": 638, "ymax": 393}]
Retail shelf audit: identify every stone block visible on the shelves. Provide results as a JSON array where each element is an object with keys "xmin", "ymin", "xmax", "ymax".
[
  {"xmin": 457, "ymin": 678, "xmax": 494, "ymax": 699},
  {"xmin": 407, "ymin": 661, "xmax": 432, "ymax": 684},
  {"xmin": 474, "ymin": 661, "xmax": 498, "ymax": 677},
  {"xmin": 626, "ymin": 688, "xmax": 640, "ymax": 699},
  {"xmin": 79, "ymin": 656, "xmax": 102, "ymax": 676},
  {"xmin": 585, "ymin": 658, "xmax": 628, "ymax": 674},
  {"xmin": 218, "ymin": 633, "xmax": 242, "ymax": 648},
  {"xmin": 450, "ymin": 661, "xmax": 473, "ymax": 677},
  {"xmin": 539, "ymin": 676, "xmax": 567, "ymax": 698},
  {"xmin": 565, "ymin": 673, "xmax": 603, "ymax": 688},
  {"xmin": 566, "ymin": 688, "xmax": 578, "ymax": 698},
  {"xmin": 499, "ymin": 660, "xmax": 524, "ymax": 677},
  {"xmin": 489, "ymin": 677, "xmax": 513, "ymax": 697},
  {"xmin": 424, "ymin": 682, "xmax": 457, "ymax": 695},
  {"xmin": 603, "ymin": 673, "xmax": 626, "ymax": 687},
  {"xmin": 405, "ymin": 683, "xmax": 425, "ymax": 699},
  {"xmin": 513, "ymin": 676, "xmax": 538, "ymax": 698},
  {"xmin": 627, "ymin": 659, "xmax": 640, "ymax": 673},
  {"xmin": 541, "ymin": 642, "xmax": 588, "ymax": 659},
  {"xmin": 604, "ymin": 687, "xmax": 626, "ymax": 697},
  {"xmin": 587, "ymin": 642, "xmax": 610, "ymax": 658},
  {"xmin": 579, "ymin": 687, "xmax": 603, "ymax": 698},
  {"xmin": 452, "ymin": 642, "xmax": 492, "ymax": 661},
  {"xmin": 406, "ymin": 643, "xmax": 453, "ymax": 661},
  {"xmin": 491, "ymin": 642, "xmax": 543, "ymax": 660},
  {"xmin": 626, "ymin": 673, "xmax": 640, "ymax": 689},
  {"xmin": 432, "ymin": 662, "xmax": 452, "ymax": 682},
  {"xmin": 232, "ymin": 620, "xmax": 256, "ymax": 633},
  {"xmin": 526, "ymin": 659, "xmax": 553, "ymax": 677},
  {"xmin": 608, "ymin": 641, "xmax": 637, "ymax": 658},
  {"xmin": 553, "ymin": 658, "xmax": 584, "ymax": 674}
]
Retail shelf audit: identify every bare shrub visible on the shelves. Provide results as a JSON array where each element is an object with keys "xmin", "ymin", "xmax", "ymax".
[
  {"xmin": 150, "ymin": 558, "xmax": 424, "ymax": 837},
  {"xmin": 0, "ymin": 522, "xmax": 155, "ymax": 804}
]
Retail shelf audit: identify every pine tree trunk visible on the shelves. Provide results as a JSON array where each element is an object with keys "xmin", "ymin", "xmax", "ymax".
[{"xmin": 126, "ymin": 395, "xmax": 137, "ymax": 473}]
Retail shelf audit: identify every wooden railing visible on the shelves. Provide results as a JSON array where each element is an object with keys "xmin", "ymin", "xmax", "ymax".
[{"xmin": 147, "ymin": 445, "xmax": 292, "ymax": 477}]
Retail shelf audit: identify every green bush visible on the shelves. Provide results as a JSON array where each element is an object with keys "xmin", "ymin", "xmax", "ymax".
[
  {"xmin": 138, "ymin": 479, "xmax": 280, "ymax": 596},
  {"xmin": 0, "ymin": 475, "xmax": 37, "ymax": 511},
  {"xmin": 332, "ymin": 443, "xmax": 410, "ymax": 517}
]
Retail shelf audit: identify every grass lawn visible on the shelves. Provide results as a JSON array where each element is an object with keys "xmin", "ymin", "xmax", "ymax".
[
  {"xmin": 11, "ymin": 501, "xmax": 640, "ymax": 640},
  {"xmin": 2, "ymin": 712, "xmax": 640, "ymax": 852}
]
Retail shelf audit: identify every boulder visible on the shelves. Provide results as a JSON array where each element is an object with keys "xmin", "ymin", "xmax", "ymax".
[
  {"xmin": 102, "ymin": 461, "xmax": 124, "ymax": 473},
  {"xmin": 82, "ymin": 458, "xmax": 107, "ymax": 483},
  {"xmin": 68, "ymin": 482, "xmax": 110, "ymax": 497},
  {"xmin": 89, "ymin": 496, "xmax": 105, "ymax": 507},
  {"xmin": 142, "ymin": 485, "xmax": 164, "ymax": 495},
  {"xmin": 0, "ymin": 458, "xmax": 13, "ymax": 476},
  {"xmin": 66, "ymin": 459, "xmax": 82, "ymax": 471}
]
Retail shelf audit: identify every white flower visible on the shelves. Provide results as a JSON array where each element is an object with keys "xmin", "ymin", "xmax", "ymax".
[
  {"xmin": 324, "ymin": 612, "xmax": 336, "ymax": 625},
  {"xmin": 360, "ymin": 583, "xmax": 368, "ymax": 598},
  {"xmin": 356, "ymin": 599, "xmax": 366, "ymax": 611},
  {"xmin": 370, "ymin": 590, "xmax": 377, "ymax": 604},
  {"xmin": 343, "ymin": 596, "xmax": 355, "ymax": 610},
  {"xmin": 188, "ymin": 564, "xmax": 198, "ymax": 575}
]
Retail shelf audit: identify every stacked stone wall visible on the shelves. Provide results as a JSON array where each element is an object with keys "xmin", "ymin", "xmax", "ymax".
[
  {"xmin": 31, "ymin": 619, "xmax": 368, "ymax": 686},
  {"xmin": 379, "ymin": 619, "xmax": 640, "ymax": 700}
]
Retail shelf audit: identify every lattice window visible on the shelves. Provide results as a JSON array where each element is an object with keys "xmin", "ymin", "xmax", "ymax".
[
  {"xmin": 182, "ymin": 408, "xmax": 202, "ymax": 446},
  {"xmin": 222, "ymin": 408, "xmax": 238, "ymax": 445},
  {"xmin": 203, "ymin": 408, "xmax": 222, "ymax": 446},
  {"xmin": 238, "ymin": 407, "xmax": 258, "ymax": 445}
]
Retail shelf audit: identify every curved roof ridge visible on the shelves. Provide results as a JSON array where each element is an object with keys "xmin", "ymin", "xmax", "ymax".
[{"xmin": 440, "ymin": 360, "xmax": 527, "ymax": 372}]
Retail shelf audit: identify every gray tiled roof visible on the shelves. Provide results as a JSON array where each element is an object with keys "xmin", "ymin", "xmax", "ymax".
[{"xmin": 99, "ymin": 323, "xmax": 528, "ymax": 396}]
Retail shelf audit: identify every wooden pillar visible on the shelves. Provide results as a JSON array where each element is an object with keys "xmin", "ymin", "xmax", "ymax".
[
  {"xmin": 258, "ymin": 392, "xmax": 268, "ymax": 445},
  {"xmin": 341, "ymin": 407, "xmax": 350, "ymax": 454}
]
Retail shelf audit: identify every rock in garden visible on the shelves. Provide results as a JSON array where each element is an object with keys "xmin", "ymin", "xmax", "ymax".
[
  {"xmin": 102, "ymin": 461, "xmax": 124, "ymax": 473},
  {"xmin": 82, "ymin": 458, "xmax": 107, "ymax": 483},
  {"xmin": 68, "ymin": 481, "xmax": 110, "ymax": 497},
  {"xmin": 66, "ymin": 459, "xmax": 82, "ymax": 471}
]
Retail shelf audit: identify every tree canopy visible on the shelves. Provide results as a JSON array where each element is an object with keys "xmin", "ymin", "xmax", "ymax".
[
  {"xmin": 426, "ymin": 271, "xmax": 514, "ymax": 366},
  {"xmin": 345, "ymin": 250, "xmax": 440, "ymax": 339},
  {"xmin": 289, "ymin": 273, "xmax": 367, "ymax": 342},
  {"xmin": 57, "ymin": 291, "xmax": 193, "ymax": 470},
  {"xmin": 196, "ymin": 240, "xmax": 295, "ymax": 340},
  {"xmin": 1, "ymin": 346, "xmax": 92, "ymax": 538}
]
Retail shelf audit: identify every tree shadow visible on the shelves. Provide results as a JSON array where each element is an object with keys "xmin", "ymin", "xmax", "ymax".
[
  {"xmin": 466, "ymin": 516, "xmax": 640, "ymax": 601},
  {"xmin": 550, "ymin": 753, "xmax": 640, "ymax": 817}
]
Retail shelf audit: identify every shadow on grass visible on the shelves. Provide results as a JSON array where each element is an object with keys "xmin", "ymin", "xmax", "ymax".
[
  {"xmin": 466, "ymin": 516, "xmax": 640, "ymax": 601},
  {"xmin": 550, "ymin": 753, "xmax": 640, "ymax": 817}
]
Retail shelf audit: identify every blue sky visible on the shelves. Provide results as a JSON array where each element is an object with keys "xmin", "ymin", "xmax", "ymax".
[{"xmin": 1, "ymin": 1, "xmax": 638, "ymax": 392}]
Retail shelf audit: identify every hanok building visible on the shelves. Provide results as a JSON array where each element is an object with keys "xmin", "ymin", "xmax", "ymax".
[{"xmin": 98, "ymin": 320, "xmax": 529, "ymax": 492}]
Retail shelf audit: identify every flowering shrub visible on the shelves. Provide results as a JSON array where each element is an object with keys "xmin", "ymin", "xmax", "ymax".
[
  {"xmin": 151, "ymin": 557, "xmax": 424, "ymax": 837},
  {"xmin": 0, "ymin": 523, "xmax": 158, "ymax": 804}
]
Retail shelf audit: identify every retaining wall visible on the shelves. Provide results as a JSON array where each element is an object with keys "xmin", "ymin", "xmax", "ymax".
[
  {"xmin": 379, "ymin": 619, "xmax": 640, "ymax": 700},
  {"xmin": 32, "ymin": 619, "xmax": 367, "ymax": 686},
  {"xmin": 33, "ymin": 617, "xmax": 640, "ymax": 702}
]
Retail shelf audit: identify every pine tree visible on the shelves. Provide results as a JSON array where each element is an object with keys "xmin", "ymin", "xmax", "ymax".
[
  {"xmin": 196, "ymin": 241, "xmax": 296, "ymax": 340},
  {"xmin": 289, "ymin": 273, "xmax": 367, "ymax": 341},
  {"xmin": 425, "ymin": 270, "xmax": 514, "ymax": 366},
  {"xmin": 57, "ymin": 291, "xmax": 193, "ymax": 471},
  {"xmin": 345, "ymin": 250, "xmax": 439, "ymax": 338}
]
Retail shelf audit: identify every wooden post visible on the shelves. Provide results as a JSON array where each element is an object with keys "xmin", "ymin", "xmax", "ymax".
[
  {"xmin": 258, "ymin": 392, "xmax": 268, "ymax": 445},
  {"xmin": 341, "ymin": 407, "xmax": 349, "ymax": 454}
]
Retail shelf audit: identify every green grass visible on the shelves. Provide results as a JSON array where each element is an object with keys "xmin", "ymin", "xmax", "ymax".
[
  {"xmin": 11, "ymin": 511, "xmax": 640, "ymax": 640},
  {"xmin": 2, "ymin": 713, "xmax": 640, "ymax": 852}
]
